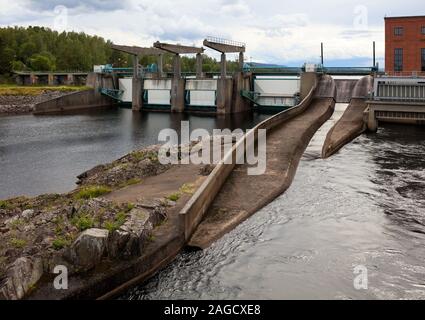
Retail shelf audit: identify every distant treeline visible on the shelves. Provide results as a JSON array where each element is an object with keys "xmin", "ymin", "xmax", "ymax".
[{"xmin": 0, "ymin": 26, "xmax": 240, "ymax": 76}]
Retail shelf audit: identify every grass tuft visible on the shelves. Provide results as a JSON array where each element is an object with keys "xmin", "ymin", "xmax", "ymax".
[
  {"xmin": 71, "ymin": 213, "xmax": 94, "ymax": 231},
  {"xmin": 74, "ymin": 185, "xmax": 111, "ymax": 200},
  {"xmin": 102, "ymin": 211, "xmax": 127, "ymax": 232},
  {"xmin": 167, "ymin": 192, "xmax": 181, "ymax": 202},
  {"xmin": 9, "ymin": 238, "xmax": 27, "ymax": 248}
]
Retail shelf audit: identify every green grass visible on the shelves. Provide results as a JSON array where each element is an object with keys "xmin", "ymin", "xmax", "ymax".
[
  {"xmin": 0, "ymin": 84, "xmax": 90, "ymax": 96},
  {"xmin": 0, "ymin": 200, "xmax": 13, "ymax": 210},
  {"xmin": 52, "ymin": 237, "xmax": 70, "ymax": 250},
  {"xmin": 180, "ymin": 183, "xmax": 196, "ymax": 195},
  {"xmin": 167, "ymin": 192, "xmax": 181, "ymax": 202},
  {"xmin": 71, "ymin": 213, "xmax": 95, "ymax": 231},
  {"xmin": 9, "ymin": 238, "xmax": 27, "ymax": 249},
  {"xmin": 74, "ymin": 185, "xmax": 111, "ymax": 200},
  {"xmin": 102, "ymin": 211, "xmax": 127, "ymax": 232},
  {"xmin": 119, "ymin": 178, "xmax": 142, "ymax": 188},
  {"xmin": 131, "ymin": 150, "xmax": 158, "ymax": 162},
  {"xmin": 9, "ymin": 218, "xmax": 25, "ymax": 230},
  {"xmin": 126, "ymin": 203, "xmax": 135, "ymax": 212}
]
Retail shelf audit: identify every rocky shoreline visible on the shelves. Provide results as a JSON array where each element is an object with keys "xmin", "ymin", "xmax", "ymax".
[
  {"xmin": 0, "ymin": 143, "xmax": 185, "ymax": 299},
  {"xmin": 0, "ymin": 91, "xmax": 73, "ymax": 116},
  {"xmin": 0, "ymin": 140, "xmax": 217, "ymax": 300}
]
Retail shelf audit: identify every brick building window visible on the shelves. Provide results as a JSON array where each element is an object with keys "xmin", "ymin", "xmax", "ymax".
[
  {"xmin": 394, "ymin": 48, "xmax": 403, "ymax": 72},
  {"xmin": 422, "ymin": 26, "xmax": 425, "ymax": 35},
  {"xmin": 394, "ymin": 27, "xmax": 404, "ymax": 36},
  {"xmin": 422, "ymin": 48, "xmax": 425, "ymax": 71}
]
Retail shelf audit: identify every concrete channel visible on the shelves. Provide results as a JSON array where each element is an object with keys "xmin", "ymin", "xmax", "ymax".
[{"xmin": 28, "ymin": 73, "xmax": 374, "ymax": 299}]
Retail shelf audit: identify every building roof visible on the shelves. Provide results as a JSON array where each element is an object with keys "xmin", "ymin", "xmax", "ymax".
[{"xmin": 384, "ymin": 15, "xmax": 425, "ymax": 20}]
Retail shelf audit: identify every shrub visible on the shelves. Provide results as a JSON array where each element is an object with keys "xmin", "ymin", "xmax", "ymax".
[
  {"xmin": 52, "ymin": 237, "xmax": 70, "ymax": 250},
  {"xmin": 9, "ymin": 238, "xmax": 27, "ymax": 248},
  {"xmin": 71, "ymin": 214, "xmax": 94, "ymax": 231}
]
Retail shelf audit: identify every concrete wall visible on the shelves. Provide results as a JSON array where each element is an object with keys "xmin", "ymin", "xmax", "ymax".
[
  {"xmin": 322, "ymin": 75, "xmax": 374, "ymax": 158},
  {"xmin": 34, "ymin": 89, "xmax": 113, "ymax": 114},
  {"xmin": 366, "ymin": 101, "xmax": 425, "ymax": 131},
  {"xmin": 232, "ymin": 72, "xmax": 252, "ymax": 113},
  {"xmin": 179, "ymin": 73, "xmax": 319, "ymax": 241},
  {"xmin": 216, "ymin": 78, "xmax": 234, "ymax": 114},
  {"xmin": 171, "ymin": 78, "xmax": 185, "ymax": 112}
]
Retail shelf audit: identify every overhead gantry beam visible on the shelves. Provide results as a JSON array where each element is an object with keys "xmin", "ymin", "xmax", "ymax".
[
  {"xmin": 153, "ymin": 42, "xmax": 204, "ymax": 54},
  {"xmin": 153, "ymin": 41, "xmax": 205, "ymax": 79},
  {"xmin": 111, "ymin": 44, "xmax": 165, "ymax": 56},
  {"xmin": 203, "ymin": 37, "xmax": 245, "ymax": 53},
  {"xmin": 111, "ymin": 44, "xmax": 167, "ymax": 111},
  {"xmin": 203, "ymin": 37, "xmax": 246, "ymax": 76}
]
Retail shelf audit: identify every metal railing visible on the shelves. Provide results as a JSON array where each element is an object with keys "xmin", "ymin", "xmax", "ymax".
[
  {"xmin": 384, "ymin": 71, "xmax": 425, "ymax": 77},
  {"xmin": 205, "ymin": 36, "xmax": 245, "ymax": 48}
]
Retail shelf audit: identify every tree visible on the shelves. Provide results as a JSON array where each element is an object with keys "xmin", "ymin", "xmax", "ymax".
[{"xmin": 29, "ymin": 53, "xmax": 55, "ymax": 71}]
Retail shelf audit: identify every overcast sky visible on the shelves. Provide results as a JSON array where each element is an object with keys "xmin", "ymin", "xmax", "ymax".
[{"xmin": 1, "ymin": 0, "xmax": 424, "ymax": 66}]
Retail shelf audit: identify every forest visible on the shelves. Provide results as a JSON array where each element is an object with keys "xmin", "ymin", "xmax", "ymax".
[{"xmin": 0, "ymin": 26, "xmax": 240, "ymax": 79}]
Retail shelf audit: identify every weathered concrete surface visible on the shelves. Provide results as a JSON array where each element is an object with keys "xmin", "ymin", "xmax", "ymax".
[
  {"xmin": 322, "ymin": 75, "xmax": 373, "ymax": 158},
  {"xmin": 189, "ymin": 77, "xmax": 336, "ymax": 248},
  {"xmin": 335, "ymin": 79, "xmax": 357, "ymax": 103},
  {"xmin": 33, "ymin": 89, "xmax": 114, "ymax": 114}
]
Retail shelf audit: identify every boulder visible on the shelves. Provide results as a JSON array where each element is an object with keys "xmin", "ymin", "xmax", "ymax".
[
  {"xmin": 0, "ymin": 256, "xmax": 43, "ymax": 300},
  {"xmin": 21, "ymin": 209, "xmax": 34, "ymax": 219},
  {"xmin": 68, "ymin": 228, "xmax": 109, "ymax": 271},
  {"xmin": 107, "ymin": 208, "xmax": 153, "ymax": 259}
]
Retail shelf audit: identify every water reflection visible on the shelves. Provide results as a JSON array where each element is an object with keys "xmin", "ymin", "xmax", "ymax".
[{"xmin": 0, "ymin": 108, "xmax": 267, "ymax": 199}]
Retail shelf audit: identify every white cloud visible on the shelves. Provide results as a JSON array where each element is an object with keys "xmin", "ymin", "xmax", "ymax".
[{"xmin": 1, "ymin": 0, "xmax": 423, "ymax": 65}]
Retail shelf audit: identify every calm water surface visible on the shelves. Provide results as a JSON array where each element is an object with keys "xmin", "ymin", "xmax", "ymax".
[{"xmin": 0, "ymin": 108, "xmax": 267, "ymax": 199}]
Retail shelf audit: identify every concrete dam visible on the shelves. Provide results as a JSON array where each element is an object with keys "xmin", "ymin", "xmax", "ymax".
[
  {"xmin": 25, "ymin": 70, "xmax": 377, "ymax": 299},
  {"xmin": 16, "ymin": 38, "xmax": 425, "ymax": 300}
]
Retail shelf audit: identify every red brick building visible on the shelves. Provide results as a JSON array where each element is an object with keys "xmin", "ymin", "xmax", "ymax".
[{"xmin": 385, "ymin": 16, "xmax": 425, "ymax": 75}]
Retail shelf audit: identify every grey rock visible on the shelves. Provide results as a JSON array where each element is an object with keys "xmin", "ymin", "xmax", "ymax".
[
  {"xmin": 110, "ymin": 208, "xmax": 155, "ymax": 257},
  {"xmin": 21, "ymin": 209, "xmax": 34, "ymax": 219},
  {"xmin": 0, "ymin": 256, "xmax": 43, "ymax": 300},
  {"xmin": 69, "ymin": 228, "xmax": 109, "ymax": 271}
]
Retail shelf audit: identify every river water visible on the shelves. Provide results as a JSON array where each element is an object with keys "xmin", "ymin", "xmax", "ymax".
[
  {"xmin": 0, "ymin": 108, "xmax": 267, "ymax": 199},
  {"xmin": 2, "ymin": 107, "xmax": 425, "ymax": 299},
  {"xmin": 125, "ymin": 121, "xmax": 425, "ymax": 300}
]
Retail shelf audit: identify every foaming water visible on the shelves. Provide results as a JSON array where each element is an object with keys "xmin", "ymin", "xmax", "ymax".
[{"xmin": 124, "ymin": 124, "xmax": 425, "ymax": 300}]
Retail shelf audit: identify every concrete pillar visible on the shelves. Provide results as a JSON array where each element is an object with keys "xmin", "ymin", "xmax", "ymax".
[
  {"xmin": 171, "ymin": 78, "xmax": 185, "ymax": 112},
  {"xmin": 30, "ymin": 73, "xmax": 37, "ymax": 85},
  {"xmin": 67, "ymin": 74, "xmax": 74, "ymax": 85},
  {"xmin": 48, "ymin": 73, "xmax": 54, "ymax": 86},
  {"xmin": 157, "ymin": 54, "xmax": 163, "ymax": 77},
  {"xmin": 220, "ymin": 53, "xmax": 227, "ymax": 79},
  {"xmin": 196, "ymin": 53, "xmax": 203, "ymax": 79},
  {"xmin": 173, "ymin": 54, "xmax": 181, "ymax": 79},
  {"xmin": 132, "ymin": 55, "xmax": 142, "ymax": 111},
  {"xmin": 239, "ymin": 52, "xmax": 244, "ymax": 71},
  {"xmin": 216, "ymin": 78, "xmax": 233, "ymax": 114},
  {"xmin": 231, "ymin": 72, "xmax": 252, "ymax": 113},
  {"xmin": 367, "ymin": 106, "xmax": 378, "ymax": 132}
]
